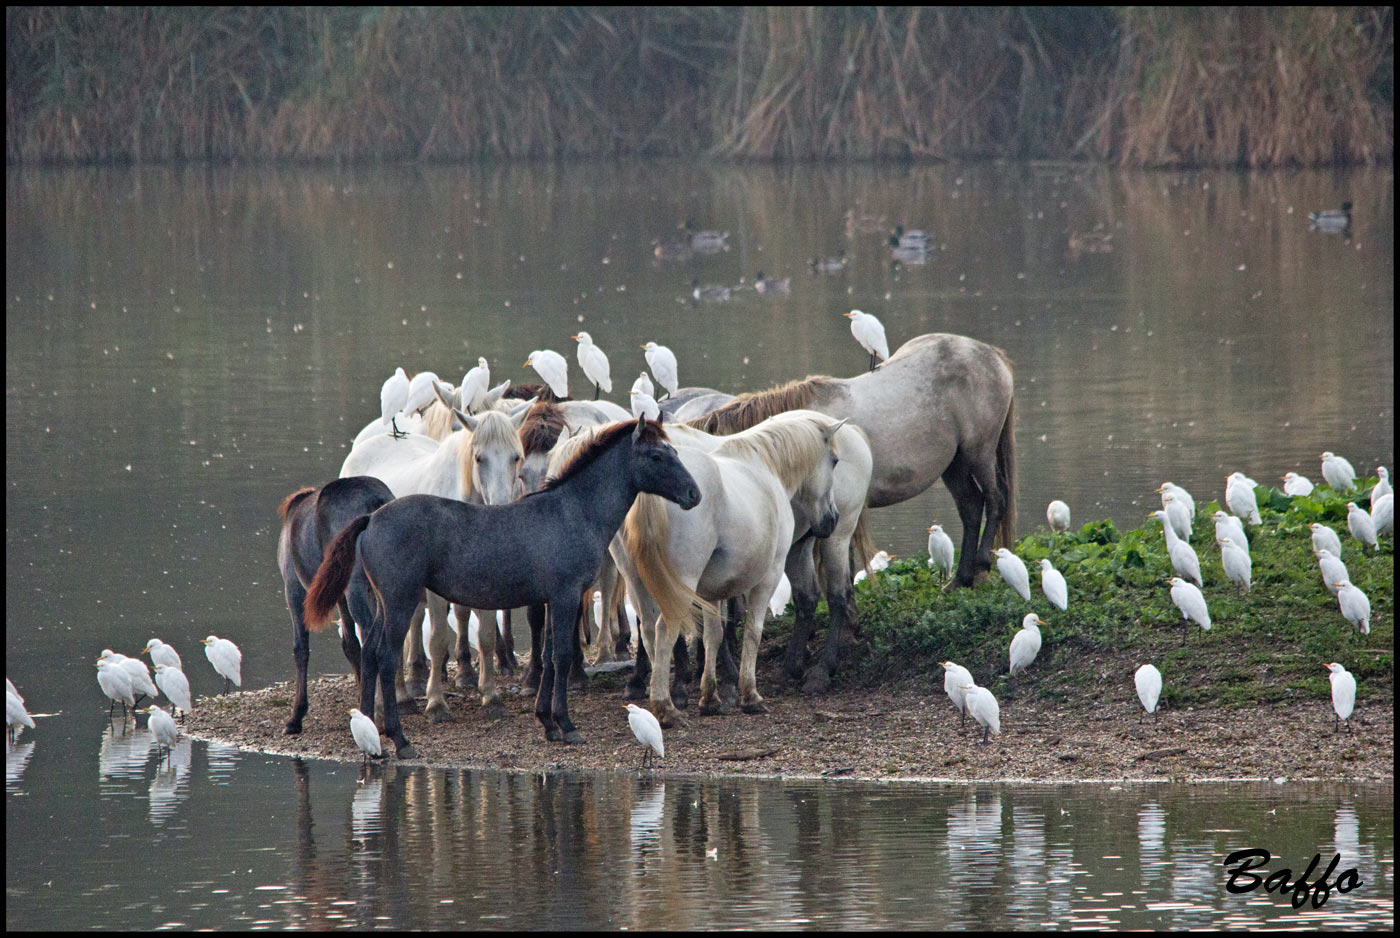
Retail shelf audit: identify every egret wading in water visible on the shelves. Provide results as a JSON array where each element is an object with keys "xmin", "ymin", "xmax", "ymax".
[
  {"xmin": 1282, "ymin": 472, "xmax": 1315, "ymax": 497},
  {"xmin": 1046, "ymin": 500, "xmax": 1071, "ymax": 544},
  {"xmin": 1009, "ymin": 614, "xmax": 1046, "ymax": 678},
  {"xmin": 624, "ymin": 703, "xmax": 664, "ymax": 769},
  {"xmin": 1218, "ymin": 538, "xmax": 1252, "ymax": 594},
  {"xmin": 1334, "ymin": 580, "xmax": 1371, "ymax": 635},
  {"xmin": 1167, "ymin": 576, "xmax": 1211, "ymax": 643},
  {"xmin": 1346, "ymin": 502, "xmax": 1379, "ymax": 551},
  {"xmin": 1134, "ymin": 664, "xmax": 1163, "ymax": 724},
  {"xmin": 1149, "ymin": 509, "xmax": 1202, "ymax": 587},
  {"xmin": 524, "ymin": 349, "xmax": 569, "ymax": 399},
  {"xmin": 927, "ymin": 524, "xmax": 955, "ymax": 583},
  {"xmin": 941, "ymin": 661, "xmax": 973, "ymax": 730},
  {"xmin": 142, "ymin": 638, "xmax": 182, "ymax": 671},
  {"xmin": 98, "ymin": 649, "xmax": 158, "ymax": 706},
  {"xmin": 1325, "ymin": 663, "xmax": 1356, "ymax": 733},
  {"xmin": 96, "ymin": 658, "xmax": 136, "ymax": 722},
  {"xmin": 844, "ymin": 309, "xmax": 890, "ymax": 371},
  {"xmin": 961, "ymin": 683, "xmax": 1001, "ymax": 745},
  {"xmin": 641, "ymin": 342, "xmax": 678, "ymax": 400},
  {"xmin": 7, "ymin": 685, "xmax": 35, "ymax": 741},
  {"xmin": 153, "ymin": 663, "xmax": 192, "ymax": 721},
  {"xmin": 1039, "ymin": 559, "xmax": 1068, "ymax": 611},
  {"xmin": 1310, "ymin": 522, "xmax": 1342, "ymax": 560},
  {"xmin": 572, "ymin": 332, "xmax": 612, "ymax": 400},
  {"xmin": 349, "ymin": 708, "xmax": 383, "ymax": 765},
  {"xmin": 145, "ymin": 705, "xmax": 179, "ymax": 766},
  {"xmin": 992, "ymin": 548, "xmax": 1031, "ymax": 601},
  {"xmin": 203, "ymin": 635, "xmax": 242, "ymax": 694},
  {"xmin": 1320, "ymin": 452, "xmax": 1357, "ymax": 492},
  {"xmin": 380, "ymin": 367, "xmax": 410, "ymax": 438}
]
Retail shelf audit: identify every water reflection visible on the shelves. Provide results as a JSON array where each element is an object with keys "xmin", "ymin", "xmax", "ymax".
[
  {"xmin": 97, "ymin": 723, "xmax": 153, "ymax": 783},
  {"xmin": 147, "ymin": 737, "xmax": 192, "ymax": 825},
  {"xmin": 6, "ymin": 740, "xmax": 36, "ymax": 789}
]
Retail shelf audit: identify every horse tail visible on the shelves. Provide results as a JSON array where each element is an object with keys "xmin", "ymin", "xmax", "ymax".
[
  {"xmin": 848, "ymin": 507, "xmax": 876, "ymax": 579},
  {"xmin": 621, "ymin": 495, "xmax": 717, "ymax": 641},
  {"xmin": 279, "ymin": 486, "xmax": 315, "ymax": 524},
  {"xmin": 305, "ymin": 515, "xmax": 371, "ymax": 630},
  {"xmin": 996, "ymin": 394, "xmax": 1016, "ymax": 550}
]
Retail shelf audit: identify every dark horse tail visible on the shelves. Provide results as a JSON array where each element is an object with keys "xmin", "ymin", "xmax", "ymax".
[
  {"xmin": 304, "ymin": 514, "xmax": 370, "ymax": 630},
  {"xmin": 996, "ymin": 394, "xmax": 1017, "ymax": 550}
]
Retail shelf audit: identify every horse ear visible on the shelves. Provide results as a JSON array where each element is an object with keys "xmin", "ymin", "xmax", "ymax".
[
  {"xmin": 484, "ymin": 380, "xmax": 511, "ymax": 409},
  {"xmin": 453, "ymin": 408, "xmax": 480, "ymax": 432},
  {"xmin": 824, "ymin": 417, "xmax": 850, "ymax": 441},
  {"xmin": 633, "ymin": 416, "xmax": 647, "ymax": 440},
  {"xmin": 510, "ymin": 397, "xmax": 538, "ymax": 427},
  {"xmin": 432, "ymin": 379, "xmax": 455, "ymax": 409}
]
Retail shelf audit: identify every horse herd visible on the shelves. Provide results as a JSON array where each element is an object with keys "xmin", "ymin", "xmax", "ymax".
[{"xmin": 279, "ymin": 332, "xmax": 1017, "ymax": 758}]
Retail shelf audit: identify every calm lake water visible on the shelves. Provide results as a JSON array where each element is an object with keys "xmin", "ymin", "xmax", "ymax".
[{"xmin": 5, "ymin": 161, "xmax": 1394, "ymax": 929}]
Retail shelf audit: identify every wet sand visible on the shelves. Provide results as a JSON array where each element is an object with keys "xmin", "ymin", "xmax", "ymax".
[{"xmin": 183, "ymin": 662, "xmax": 1393, "ymax": 783}]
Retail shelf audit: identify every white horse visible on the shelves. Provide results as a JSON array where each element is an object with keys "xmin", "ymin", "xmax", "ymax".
[
  {"xmin": 340, "ymin": 390, "xmax": 531, "ymax": 721},
  {"xmin": 617, "ymin": 414, "xmax": 846, "ymax": 726}
]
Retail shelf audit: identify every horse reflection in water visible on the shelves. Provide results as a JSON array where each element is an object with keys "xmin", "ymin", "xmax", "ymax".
[{"xmin": 307, "ymin": 418, "xmax": 701, "ymax": 755}]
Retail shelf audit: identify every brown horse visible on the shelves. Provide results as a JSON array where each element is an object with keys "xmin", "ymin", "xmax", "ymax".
[{"xmin": 689, "ymin": 332, "xmax": 1015, "ymax": 691}]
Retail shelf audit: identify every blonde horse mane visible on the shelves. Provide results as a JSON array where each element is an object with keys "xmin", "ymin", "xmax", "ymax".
[
  {"xmin": 622, "ymin": 494, "xmax": 716, "ymax": 640},
  {"xmin": 687, "ymin": 375, "xmax": 841, "ymax": 435},
  {"xmin": 711, "ymin": 413, "xmax": 834, "ymax": 492},
  {"xmin": 417, "ymin": 401, "xmax": 458, "ymax": 440}
]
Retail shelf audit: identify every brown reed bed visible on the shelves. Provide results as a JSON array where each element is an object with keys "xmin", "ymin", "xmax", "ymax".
[{"xmin": 6, "ymin": 7, "xmax": 1393, "ymax": 167}]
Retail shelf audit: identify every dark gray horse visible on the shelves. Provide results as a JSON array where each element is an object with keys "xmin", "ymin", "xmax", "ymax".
[
  {"xmin": 277, "ymin": 476, "xmax": 393, "ymax": 735},
  {"xmin": 304, "ymin": 418, "xmax": 701, "ymax": 756}
]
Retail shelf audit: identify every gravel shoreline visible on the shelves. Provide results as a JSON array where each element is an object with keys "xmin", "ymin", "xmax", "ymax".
[{"xmin": 183, "ymin": 663, "xmax": 1393, "ymax": 783}]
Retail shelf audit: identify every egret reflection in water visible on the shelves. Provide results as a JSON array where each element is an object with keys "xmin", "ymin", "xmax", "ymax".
[{"xmin": 6, "ymin": 739, "xmax": 36, "ymax": 789}]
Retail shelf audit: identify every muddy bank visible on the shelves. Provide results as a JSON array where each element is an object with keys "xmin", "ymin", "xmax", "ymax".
[{"xmin": 183, "ymin": 663, "xmax": 1393, "ymax": 783}]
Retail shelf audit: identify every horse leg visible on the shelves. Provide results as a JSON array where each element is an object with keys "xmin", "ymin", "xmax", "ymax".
[
  {"xmin": 377, "ymin": 603, "xmax": 416, "ymax": 758},
  {"xmin": 623, "ymin": 577, "xmax": 661, "ymax": 701},
  {"xmin": 967, "ymin": 440, "xmax": 1007, "ymax": 575},
  {"xmin": 570, "ymin": 607, "xmax": 589, "ymax": 691},
  {"xmin": 534, "ymin": 615, "xmax": 560, "ymax": 741},
  {"xmin": 941, "ymin": 452, "xmax": 987, "ymax": 587},
  {"xmin": 627, "ymin": 621, "xmax": 652, "ymax": 701},
  {"xmin": 338, "ymin": 598, "xmax": 363, "ymax": 687},
  {"xmin": 740, "ymin": 577, "xmax": 781, "ymax": 713},
  {"xmin": 783, "ymin": 543, "xmax": 819, "ymax": 680},
  {"xmin": 452, "ymin": 605, "xmax": 476, "ymax": 688},
  {"xmin": 524, "ymin": 603, "xmax": 546, "ymax": 694},
  {"xmin": 422, "ymin": 594, "xmax": 453, "ymax": 723},
  {"xmin": 698, "ymin": 607, "xmax": 727, "ymax": 715},
  {"xmin": 549, "ymin": 593, "xmax": 587, "ymax": 744},
  {"xmin": 405, "ymin": 602, "xmax": 430, "ymax": 698},
  {"xmin": 594, "ymin": 564, "xmax": 620, "ymax": 664},
  {"xmin": 475, "ymin": 608, "xmax": 506, "ymax": 718},
  {"xmin": 715, "ymin": 598, "xmax": 741, "ymax": 709},
  {"xmin": 807, "ymin": 535, "xmax": 858, "ymax": 696},
  {"xmin": 395, "ymin": 625, "xmax": 419, "ymax": 715},
  {"xmin": 284, "ymin": 574, "xmax": 311, "ymax": 735},
  {"xmin": 613, "ymin": 591, "xmax": 632, "ymax": 659},
  {"xmin": 671, "ymin": 633, "xmax": 691, "ymax": 711},
  {"xmin": 495, "ymin": 609, "xmax": 517, "ymax": 674},
  {"xmin": 647, "ymin": 613, "xmax": 685, "ymax": 728}
]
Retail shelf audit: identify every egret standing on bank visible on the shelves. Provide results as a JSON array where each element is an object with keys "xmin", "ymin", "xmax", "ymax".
[
  {"xmin": 524, "ymin": 349, "xmax": 569, "ymax": 399},
  {"xmin": 1046, "ymin": 500, "xmax": 1071, "ymax": 542},
  {"xmin": 1212, "ymin": 510, "xmax": 1249, "ymax": 552},
  {"xmin": 641, "ymin": 342, "xmax": 679, "ymax": 399},
  {"xmin": 1149, "ymin": 510, "xmax": 1202, "ymax": 587},
  {"xmin": 941, "ymin": 661, "xmax": 973, "ymax": 729},
  {"xmin": 203, "ymin": 635, "xmax": 242, "ymax": 694},
  {"xmin": 927, "ymin": 524, "xmax": 955, "ymax": 583},
  {"xmin": 349, "ymin": 708, "xmax": 383, "ymax": 764},
  {"xmin": 624, "ymin": 703, "xmax": 665, "ymax": 769},
  {"xmin": 1372, "ymin": 466, "xmax": 1392, "ymax": 509},
  {"xmin": 961, "ymin": 683, "xmax": 1001, "ymax": 745},
  {"xmin": 1346, "ymin": 502, "xmax": 1379, "ymax": 551},
  {"xmin": 1315, "ymin": 548, "xmax": 1349, "ymax": 595},
  {"xmin": 992, "ymin": 548, "xmax": 1031, "ymax": 601},
  {"xmin": 154, "ymin": 663, "xmax": 192, "ymax": 721},
  {"xmin": 1134, "ymin": 664, "xmax": 1163, "ymax": 724},
  {"xmin": 1320, "ymin": 452, "xmax": 1357, "ymax": 491},
  {"xmin": 1335, "ymin": 580, "xmax": 1371, "ymax": 634},
  {"xmin": 1282, "ymin": 472, "xmax": 1315, "ymax": 496},
  {"xmin": 1167, "ymin": 576, "xmax": 1211, "ymax": 643},
  {"xmin": 1325, "ymin": 663, "xmax": 1356, "ymax": 733},
  {"xmin": 572, "ymin": 332, "xmax": 612, "ymax": 400},
  {"xmin": 1372, "ymin": 492, "xmax": 1394, "ymax": 536},
  {"xmin": 844, "ymin": 310, "xmax": 890, "ymax": 371},
  {"xmin": 1039, "ymin": 559, "xmax": 1068, "ymax": 610},
  {"xmin": 1009, "ymin": 614, "xmax": 1045, "ymax": 676},
  {"xmin": 1226, "ymin": 473, "xmax": 1262, "ymax": 525},
  {"xmin": 142, "ymin": 638, "xmax": 182, "ymax": 672},
  {"xmin": 1310, "ymin": 522, "xmax": 1342, "ymax": 559},
  {"xmin": 96, "ymin": 658, "xmax": 136, "ymax": 722},
  {"xmin": 1219, "ymin": 537, "xmax": 1252, "ymax": 593},
  {"xmin": 1157, "ymin": 482, "xmax": 1196, "ymax": 517}
]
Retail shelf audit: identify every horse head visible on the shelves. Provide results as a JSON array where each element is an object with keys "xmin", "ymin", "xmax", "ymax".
[
  {"xmin": 631, "ymin": 417, "xmax": 701, "ymax": 510},
  {"xmin": 796, "ymin": 417, "xmax": 846, "ymax": 538},
  {"xmin": 452, "ymin": 406, "xmax": 526, "ymax": 506}
]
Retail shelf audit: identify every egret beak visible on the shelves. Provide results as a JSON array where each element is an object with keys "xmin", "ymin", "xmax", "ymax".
[
  {"xmin": 1036, "ymin": 617, "xmax": 1047, "ymax": 625},
  {"xmin": 570, "ymin": 334, "xmax": 580, "ymax": 340},
  {"xmin": 1155, "ymin": 486, "xmax": 1164, "ymax": 493},
  {"xmin": 140, "ymin": 648, "xmax": 149, "ymax": 656},
  {"xmin": 640, "ymin": 345, "xmax": 648, "ymax": 349},
  {"xmin": 843, "ymin": 312, "xmax": 855, "ymax": 318},
  {"xmin": 523, "ymin": 360, "xmax": 532, "ymax": 367},
  {"xmin": 927, "ymin": 526, "xmax": 934, "ymax": 532}
]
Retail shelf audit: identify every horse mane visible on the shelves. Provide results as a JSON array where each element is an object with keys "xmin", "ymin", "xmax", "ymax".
[
  {"xmin": 278, "ymin": 486, "xmax": 316, "ymax": 523},
  {"xmin": 712, "ymin": 414, "xmax": 832, "ymax": 491},
  {"xmin": 506, "ymin": 382, "xmax": 571, "ymax": 403},
  {"xmin": 417, "ymin": 401, "xmax": 458, "ymax": 440},
  {"xmin": 519, "ymin": 400, "xmax": 567, "ymax": 456},
  {"xmin": 538, "ymin": 419, "xmax": 668, "ymax": 493},
  {"xmin": 687, "ymin": 375, "xmax": 841, "ymax": 435}
]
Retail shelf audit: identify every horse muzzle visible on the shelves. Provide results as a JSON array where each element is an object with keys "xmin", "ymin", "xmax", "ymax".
[
  {"xmin": 811, "ymin": 509, "xmax": 840, "ymax": 539},
  {"xmin": 677, "ymin": 485, "xmax": 702, "ymax": 510}
]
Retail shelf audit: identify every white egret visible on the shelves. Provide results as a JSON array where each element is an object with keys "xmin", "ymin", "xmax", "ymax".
[
  {"xmin": 142, "ymin": 638, "xmax": 182, "ymax": 671},
  {"xmin": 631, "ymin": 371, "xmax": 654, "ymax": 401},
  {"xmin": 1325, "ymin": 663, "xmax": 1356, "ymax": 733},
  {"xmin": 1334, "ymin": 580, "xmax": 1371, "ymax": 635},
  {"xmin": 1009, "ymin": 614, "xmax": 1046, "ymax": 675},
  {"xmin": 1212, "ymin": 510, "xmax": 1249, "ymax": 552},
  {"xmin": 349, "ymin": 708, "xmax": 383, "ymax": 764},
  {"xmin": 203, "ymin": 635, "xmax": 242, "ymax": 693},
  {"xmin": 1345, "ymin": 502, "xmax": 1379, "ymax": 551},
  {"xmin": 96, "ymin": 658, "xmax": 136, "ymax": 721},
  {"xmin": 926, "ymin": 524, "xmax": 955, "ymax": 582},
  {"xmin": 1161, "ymin": 493, "xmax": 1192, "ymax": 541},
  {"xmin": 404, "ymin": 370, "xmax": 442, "ymax": 416},
  {"xmin": 1314, "ymin": 549, "xmax": 1347, "ymax": 596},
  {"xmin": 1039, "ymin": 559, "xmax": 1068, "ymax": 610},
  {"xmin": 843, "ymin": 310, "xmax": 890, "ymax": 371},
  {"xmin": 940, "ymin": 662, "xmax": 973, "ymax": 729},
  {"xmin": 992, "ymin": 548, "xmax": 1031, "ymax": 600},
  {"xmin": 1320, "ymin": 452, "xmax": 1357, "ymax": 491},
  {"xmin": 572, "ymin": 332, "xmax": 613, "ymax": 399},
  {"xmin": 854, "ymin": 550, "xmax": 895, "ymax": 584},
  {"xmin": 145, "ymin": 705, "xmax": 179, "ymax": 764},
  {"xmin": 624, "ymin": 703, "xmax": 664, "ymax": 768},
  {"xmin": 523, "ymin": 349, "xmax": 569, "ymax": 399},
  {"xmin": 1225, "ymin": 473, "xmax": 1261, "ymax": 525},
  {"xmin": 961, "ymin": 683, "xmax": 1001, "ymax": 745},
  {"xmin": 6, "ymin": 677, "xmax": 22, "ymax": 704},
  {"xmin": 1046, "ymin": 499, "xmax": 1071, "ymax": 536},
  {"xmin": 379, "ymin": 367, "xmax": 410, "ymax": 438},
  {"xmin": 1149, "ymin": 510, "xmax": 1202, "ymax": 586},
  {"xmin": 629, "ymin": 388, "xmax": 660, "ymax": 421},
  {"xmin": 1157, "ymin": 482, "xmax": 1196, "ymax": 517},
  {"xmin": 1281, "ymin": 472, "xmax": 1315, "ymax": 496},
  {"xmin": 1371, "ymin": 466, "xmax": 1392, "ymax": 509},
  {"xmin": 154, "ymin": 664, "xmax": 192, "ymax": 720},
  {"xmin": 7, "ymin": 687, "xmax": 35, "ymax": 741},
  {"xmin": 1309, "ymin": 522, "xmax": 1343, "ymax": 560},
  {"xmin": 1371, "ymin": 492, "xmax": 1393, "ymax": 536},
  {"xmin": 1218, "ymin": 538, "xmax": 1252, "ymax": 593},
  {"xmin": 768, "ymin": 574, "xmax": 792, "ymax": 618},
  {"xmin": 97, "ymin": 650, "xmax": 158, "ymax": 703},
  {"xmin": 459, "ymin": 358, "xmax": 491, "ymax": 413},
  {"xmin": 1167, "ymin": 576, "xmax": 1211, "ymax": 642},
  {"xmin": 1134, "ymin": 664, "xmax": 1163, "ymax": 724},
  {"xmin": 641, "ymin": 342, "xmax": 679, "ymax": 399}
]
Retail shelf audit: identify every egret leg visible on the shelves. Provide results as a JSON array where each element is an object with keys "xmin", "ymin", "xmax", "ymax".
[
  {"xmin": 390, "ymin": 416, "xmax": 407, "ymax": 439},
  {"xmin": 960, "ymin": 708, "xmax": 966, "ymax": 730},
  {"xmin": 981, "ymin": 724, "xmax": 990, "ymax": 745},
  {"xmin": 224, "ymin": 676, "xmax": 231, "ymax": 695},
  {"xmin": 593, "ymin": 384, "xmax": 600, "ymax": 401},
  {"xmin": 868, "ymin": 351, "xmax": 876, "ymax": 372}
]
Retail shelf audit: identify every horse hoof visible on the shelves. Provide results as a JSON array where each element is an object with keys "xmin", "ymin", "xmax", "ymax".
[
  {"xmin": 545, "ymin": 727, "xmax": 563, "ymax": 742},
  {"xmin": 425, "ymin": 702, "xmax": 453, "ymax": 724},
  {"xmin": 396, "ymin": 696, "xmax": 420, "ymax": 714},
  {"xmin": 485, "ymin": 701, "xmax": 508, "ymax": 719},
  {"xmin": 563, "ymin": 730, "xmax": 586, "ymax": 745},
  {"xmin": 524, "ymin": 682, "xmax": 540, "ymax": 696},
  {"xmin": 284, "ymin": 722, "xmax": 302, "ymax": 735},
  {"xmin": 671, "ymin": 689, "xmax": 689, "ymax": 710},
  {"xmin": 720, "ymin": 685, "xmax": 740, "ymax": 710},
  {"xmin": 407, "ymin": 678, "xmax": 428, "ymax": 698},
  {"xmin": 454, "ymin": 672, "xmax": 476, "ymax": 690},
  {"xmin": 699, "ymin": 698, "xmax": 725, "ymax": 716},
  {"xmin": 783, "ymin": 659, "xmax": 806, "ymax": 681},
  {"xmin": 741, "ymin": 700, "xmax": 770, "ymax": 714},
  {"xmin": 624, "ymin": 683, "xmax": 648, "ymax": 701},
  {"xmin": 802, "ymin": 668, "xmax": 831, "ymax": 696},
  {"xmin": 396, "ymin": 745, "xmax": 418, "ymax": 759}
]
